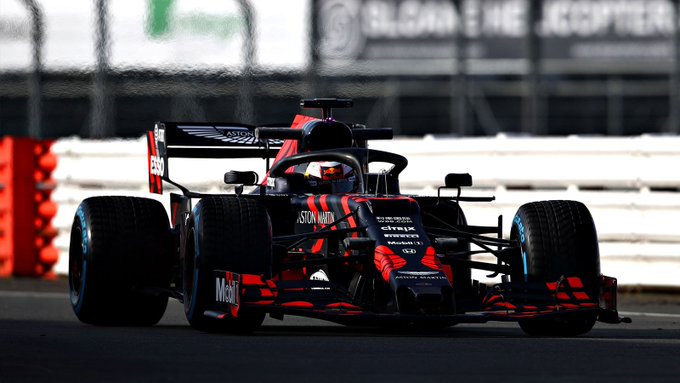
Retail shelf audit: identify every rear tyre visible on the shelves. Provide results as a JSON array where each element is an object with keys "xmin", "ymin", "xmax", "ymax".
[
  {"xmin": 183, "ymin": 197, "xmax": 271, "ymax": 333},
  {"xmin": 510, "ymin": 200, "xmax": 600, "ymax": 336},
  {"xmin": 69, "ymin": 196, "xmax": 172, "ymax": 326}
]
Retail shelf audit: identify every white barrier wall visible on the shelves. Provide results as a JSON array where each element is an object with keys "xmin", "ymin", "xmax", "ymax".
[{"xmin": 52, "ymin": 135, "xmax": 680, "ymax": 287}]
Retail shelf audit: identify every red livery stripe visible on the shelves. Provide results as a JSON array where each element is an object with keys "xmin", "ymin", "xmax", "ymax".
[
  {"xmin": 261, "ymin": 114, "xmax": 316, "ymax": 184},
  {"xmin": 280, "ymin": 301, "xmax": 315, "ymax": 309},
  {"xmin": 572, "ymin": 291, "xmax": 591, "ymax": 301},
  {"xmin": 556, "ymin": 292, "xmax": 571, "ymax": 301},
  {"xmin": 421, "ymin": 246, "xmax": 443, "ymax": 271},
  {"xmin": 146, "ymin": 131, "xmax": 162, "ymax": 194},
  {"xmin": 374, "ymin": 245, "xmax": 407, "ymax": 282},
  {"xmin": 311, "ymin": 239, "xmax": 324, "ymax": 254},
  {"xmin": 567, "ymin": 277, "xmax": 584, "ymax": 289},
  {"xmin": 248, "ymin": 301, "xmax": 275, "ymax": 306},
  {"xmin": 241, "ymin": 274, "xmax": 266, "ymax": 286}
]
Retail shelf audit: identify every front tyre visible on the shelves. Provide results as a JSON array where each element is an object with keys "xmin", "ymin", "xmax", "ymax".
[
  {"xmin": 183, "ymin": 197, "xmax": 271, "ymax": 333},
  {"xmin": 510, "ymin": 200, "xmax": 600, "ymax": 336},
  {"xmin": 69, "ymin": 197, "xmax": 172, "ymax": 326}
]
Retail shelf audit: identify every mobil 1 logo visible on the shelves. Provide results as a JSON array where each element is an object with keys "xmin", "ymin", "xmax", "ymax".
[{"xmin": 215, "ymin": 271, "xmax": 240, "ymax": 307}]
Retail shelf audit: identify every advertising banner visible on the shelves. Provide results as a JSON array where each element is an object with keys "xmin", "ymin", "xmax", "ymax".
[
  {"xmin": 0, "ymin": 0, "xmax": 307, "ymax": 72},
  {"xmin": 316, "ymin": 0, "xmax": 678, "ymax": 75}
]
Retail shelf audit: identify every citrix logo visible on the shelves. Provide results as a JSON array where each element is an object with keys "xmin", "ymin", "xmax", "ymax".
[{"xmin": 380, "ymin": 226, "xmax": 416, "ymax": 232}]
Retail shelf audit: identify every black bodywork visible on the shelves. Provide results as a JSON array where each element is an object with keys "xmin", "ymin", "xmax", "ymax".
[{"xmin": 142, "ymin": 98, "xmax": 629, "ymax": 332}]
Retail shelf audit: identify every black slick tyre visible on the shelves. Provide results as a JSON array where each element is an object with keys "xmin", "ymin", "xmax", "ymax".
[
  {"xmin": 510, "ymin": 200, "xmax": 600, "ymax": 336},
  {"xmin": 182, "ymin": 196, "xmax": 271, "ymax": 333},
  {"xmin": 69, "ymin": 196, "xmax": 172, "ymax": 326}
]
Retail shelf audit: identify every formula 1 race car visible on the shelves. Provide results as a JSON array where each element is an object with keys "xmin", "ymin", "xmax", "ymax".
[{"xmin": 68, "ymin": 98, "xmax": 630, "ymax": 336}]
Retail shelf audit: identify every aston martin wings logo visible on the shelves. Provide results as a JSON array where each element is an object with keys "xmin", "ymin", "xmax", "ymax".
[{"xmin": 177, "ymin": 125, "xmax": 284, "ymax": 146}]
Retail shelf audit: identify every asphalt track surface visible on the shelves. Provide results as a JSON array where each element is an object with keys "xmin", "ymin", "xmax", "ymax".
[{"xmin": 1, "ymin": 278, "xmax": 679, "ymax": 383}]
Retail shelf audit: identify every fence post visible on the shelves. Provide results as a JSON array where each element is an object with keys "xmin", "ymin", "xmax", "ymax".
[
  {"xmin": 89, "ymin": 0, "xmax": 112, "ymax": 137},
  {"xmin": 236, "ymin": 0, "xmax": 256, "ymax": 124},
  {"xmin": 452, "ymin": 0, "xmax": 468, "ymax": 136},
  {"xmin": 22, "ymin": 0, "xmax": 43, "ymax": 138},
  {"xmin": 670, "ymin": 0, "xmax": 680, "ymax": 134},
  {"xmin": 524, "ymin": 0, "xmax": 543, "ymax": 135}
]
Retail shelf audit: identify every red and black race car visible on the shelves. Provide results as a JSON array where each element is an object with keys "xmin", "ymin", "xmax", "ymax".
[{"xmin": 69, "ymin": 98, "xmax": 630, "ymax": 335}]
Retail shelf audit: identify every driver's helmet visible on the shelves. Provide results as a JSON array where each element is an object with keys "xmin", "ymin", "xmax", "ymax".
[{"xmin": 303, "ymin": 161, "xmax": 357, "ymax": 194}]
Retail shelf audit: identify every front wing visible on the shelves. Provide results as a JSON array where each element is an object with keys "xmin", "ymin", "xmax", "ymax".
[{"xmin": 208, "ymin": 271, "xmax": 629, "ymax": 326}]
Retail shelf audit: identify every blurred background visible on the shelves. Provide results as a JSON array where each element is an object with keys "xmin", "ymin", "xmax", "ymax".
[
  {"xmin": 2, "ymin": 0, "xmax": 679, "ymax": 138},
  {"xmin": 1, "ymin": 0, "xmax": 680, "ymax": 286}
]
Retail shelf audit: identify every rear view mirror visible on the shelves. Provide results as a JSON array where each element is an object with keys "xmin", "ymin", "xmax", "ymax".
[
  {"xmin": 445, "ymin": 173, "xmax": 472, "ymax": 188},
  {"xmin": 224, "ymin": 171, "xmax": 259, "ymax": 185}
]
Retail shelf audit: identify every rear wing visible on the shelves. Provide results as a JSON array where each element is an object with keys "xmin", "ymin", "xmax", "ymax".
[
  {"xmin": 147, "ymin": 122, "xmax": 284, "ymax": 194},
  {"xmin": 147, "ymin": 99, "xmax": 394, "ymax": 195}
]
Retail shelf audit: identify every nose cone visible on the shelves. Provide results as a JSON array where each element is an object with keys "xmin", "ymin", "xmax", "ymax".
[{"xmin": 397, "ymin": 285, "xmax": 454, "ymax": 314}]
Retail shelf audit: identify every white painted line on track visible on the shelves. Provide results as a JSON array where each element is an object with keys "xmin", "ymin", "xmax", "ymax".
[
  {"xmin": 619, "ymin": 311, "xmax": 680, "ymax": 319},
  {"xmin": 0, "ymin": 291, "xmax": 69, "ymax": 299}
]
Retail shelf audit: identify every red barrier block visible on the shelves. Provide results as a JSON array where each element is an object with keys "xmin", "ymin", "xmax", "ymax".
[
  {"xmin": 0, "ymin": 137, "xmax": 15, "ymax": 277},
  {"xmin": 0, "ymin": 137, "xmax": 59, "ymax": 278}
]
